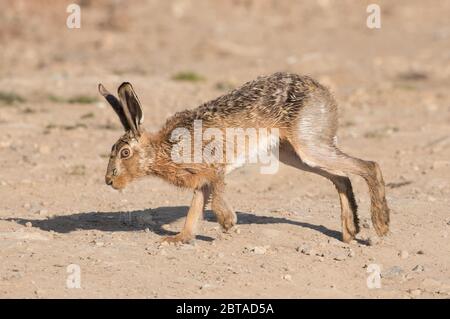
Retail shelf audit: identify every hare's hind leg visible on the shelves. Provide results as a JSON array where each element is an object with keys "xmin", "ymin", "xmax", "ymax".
[
  {"xmin": 279, "ymin": 144, "xmax": 359, "ymax": 242},
  {"xmin": 293, "ymin": 144, "xmax": 390, "ymax": 239},
  {"xmin": 291, "ymin": 99, "xmax": 390, "ymax": 239}
]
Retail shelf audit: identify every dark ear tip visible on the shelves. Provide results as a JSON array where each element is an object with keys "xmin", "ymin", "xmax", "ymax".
[
  {"xmin": 98, "ymin": 83, "xmax": 108, "ymax": 96},
  {"xmin": 118, "ymin": 82, "xmax": 133, "ymax": 91}
]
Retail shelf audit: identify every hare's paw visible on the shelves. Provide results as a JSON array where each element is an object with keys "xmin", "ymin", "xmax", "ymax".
[
  {"xmin": 161, "ymin": 232, "xmax": 194, "ymax": 245},
  {"xmin": 218, "ymin": 211, "xmax": 237, "ymax": 232},
  {"xmin": 371, "ymin": 203, "xmax": 390, "ymax": 237}
]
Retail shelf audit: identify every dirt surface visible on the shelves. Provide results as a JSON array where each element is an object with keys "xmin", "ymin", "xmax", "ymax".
[{"xmin": 0, "ymin": 0, "xmax": 449, "ymax": 298}]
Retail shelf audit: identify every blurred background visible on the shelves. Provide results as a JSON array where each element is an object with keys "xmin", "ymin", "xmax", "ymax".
[
  {"xmin": 0, "ymin": 0, "xmax": 449, "ymax": 298},
  {"xmin": 2, "ymin": 0, "xmax": 449, "ymax": 97}
]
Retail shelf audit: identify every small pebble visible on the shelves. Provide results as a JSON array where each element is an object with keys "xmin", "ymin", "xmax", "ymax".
[
  {"xmin": 399, "ymin": 250, "xmax": 409, "ymax": 259},
  {"xmin": 144, "ymin": 228, "xmax": 150, "ymax": 233},
  {"xmin": 297, "ymin": 245, "xmax": 315, "ymax": 256},
  {"xmin": 25, "ymin": 222, "xmax": 32, "ymax": 228},
  {"xmin": 283, "ymin": 274, "xmax": 292, "ymax": 281},
  {"xmin": 412, "ymin": 265, "xmax": 425, "ymax": 272},
  {"xmin": 333, "ymin": 253, "xmax": 347, "ymax": 261},
  {"xmin": 159, "ymin": 241, "xmax": 169, "ymax": 247},
  {"xmin": 416, "ymin": 250, "xmax": 425, "ymax": 255},
  {"xmin": 252, "ymin": 246, "xmax": 268, "ymax": 255}
]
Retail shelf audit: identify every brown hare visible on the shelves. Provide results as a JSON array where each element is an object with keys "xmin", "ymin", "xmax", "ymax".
[{"xmin": 98, "ymin": 72, "xmax": 390, "ymax": 244}]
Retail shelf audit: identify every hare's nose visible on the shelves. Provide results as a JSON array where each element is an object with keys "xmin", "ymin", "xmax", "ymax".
[{"xmin": 105, "ymin": 176, "xmax": 113, "ymax": 186}]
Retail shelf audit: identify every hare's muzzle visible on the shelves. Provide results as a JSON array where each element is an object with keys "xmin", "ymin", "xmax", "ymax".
[{"xmin": 105, "ymin": 175, "xmax": 113, "ymax": 186}]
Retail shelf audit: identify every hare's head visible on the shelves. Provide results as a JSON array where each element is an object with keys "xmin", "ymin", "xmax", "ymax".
[{"xmin": 98, "ymin": 82, "xmax": 152, "ymax": 190}]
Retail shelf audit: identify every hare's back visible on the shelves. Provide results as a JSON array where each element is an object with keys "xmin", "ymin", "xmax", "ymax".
[
  {"xmin": 162, "ymin": 72, "xmax": 332, "ymax": 134},
  {"xmin": 195, "ymin": 72, "xmax": 328, "ymax": 125}
]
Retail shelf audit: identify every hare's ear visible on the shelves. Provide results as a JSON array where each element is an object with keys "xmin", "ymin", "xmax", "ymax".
[
  {"xmin": 98, "ymin": 83, "xmax": 131, "ymax": 132},
  {"xmin": 118, "ymin": 82, "xmax": 144, "ymax": 136}
]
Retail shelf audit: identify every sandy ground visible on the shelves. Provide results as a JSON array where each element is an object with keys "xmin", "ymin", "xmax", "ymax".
[{"xmin": 0, "ymin": 0, "xmax": 449, "ymax": 298}]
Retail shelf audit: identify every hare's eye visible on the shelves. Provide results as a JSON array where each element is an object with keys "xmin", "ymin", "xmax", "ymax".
[{"xmin": 120, "ymin": 148, "xmax": 130, "ymax": 158}]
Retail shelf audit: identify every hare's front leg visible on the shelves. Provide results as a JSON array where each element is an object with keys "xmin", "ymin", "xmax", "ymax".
[
  {"xmin": 211, "ymin": 182, "xmax": 237, "ymax": 232},
  {"xmin": 162, "ymin": 186, "xmax": 209, "ymax": 244}
]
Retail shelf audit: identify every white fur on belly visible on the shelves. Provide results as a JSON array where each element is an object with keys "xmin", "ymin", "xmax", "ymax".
[{"xmin": 225, "ymin": 133, "xmax": 279, "ymax": 174}]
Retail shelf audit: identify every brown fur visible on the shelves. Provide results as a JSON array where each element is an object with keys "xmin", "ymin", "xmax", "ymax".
[{"xmin": 99, "ymin": 72, "xmax": 390, "ymax": 244}]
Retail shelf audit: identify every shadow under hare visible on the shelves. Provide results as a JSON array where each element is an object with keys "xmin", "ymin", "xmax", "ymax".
[{"xmin": 98, "ymin": 72, "xmax": 390, "ymax": 244}]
